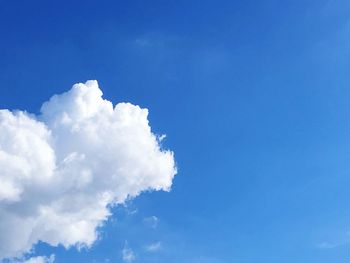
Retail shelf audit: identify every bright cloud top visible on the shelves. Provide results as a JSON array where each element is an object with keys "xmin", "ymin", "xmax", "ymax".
[{"xmin": 0, "ymin": 81, "xmax": 176, "ymax": 261}]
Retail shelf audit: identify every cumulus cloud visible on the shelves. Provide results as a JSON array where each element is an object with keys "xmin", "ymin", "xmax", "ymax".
[{"xmin": 0, "ymin": 81, "xmax": 176, "ymax": 261}]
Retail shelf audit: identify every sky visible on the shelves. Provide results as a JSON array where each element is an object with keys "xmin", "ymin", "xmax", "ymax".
[{"xmin": 1, "ymin": 0, "xmax": 350, "ymax": 262}]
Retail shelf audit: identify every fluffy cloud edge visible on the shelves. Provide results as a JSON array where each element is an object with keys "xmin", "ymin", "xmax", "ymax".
[{"xmin": 0, "ymin": 80, "xmax": 177, "ymax": 261}]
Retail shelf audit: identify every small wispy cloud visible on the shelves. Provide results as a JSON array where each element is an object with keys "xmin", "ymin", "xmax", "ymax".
[
  {"xmin": 316, "ymin": 230, "xmax": 350, "ymax": 249},
  {"xmin": 122, "ymin": 242, "xmax": 135, "ymax": 263},
  {"xmin": 143, "ymin": 216, "xmax": 159, "ymax": 229},
  {"xmin": 316, "ymin": 241, "xmax": 342, "ymax": 249},
  {"xmin": 145, "ymin": 242, "xmax": 162, "ymax": 252},
  {"xmin": 11, "ymin": 255, "xmax": 55, "ymax": 263},
  {"xmin": 316, "ymin": 239, "xmax": 350, "ymax": 249}
]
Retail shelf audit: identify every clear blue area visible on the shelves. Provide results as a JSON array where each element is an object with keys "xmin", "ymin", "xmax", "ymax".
[{"xmin": 1, "ymin": 0, "xmax": 350, "ymax": 262}]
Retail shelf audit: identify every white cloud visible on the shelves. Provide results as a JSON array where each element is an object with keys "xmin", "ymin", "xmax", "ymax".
[
  {"xmin": 145, "ymin": 242, "xmax": 161, "ymax": 252},
  {"xmin": 0, "ymin": 81, "xmax": 176, "ymax": 261},
  {"xmin": 24, "ymin": 255, "xmax": 55, "ymax": 263},
  {"xmin": 315, "ymin": 230, "xmax": 350, "ymax": 250},
  {"xmin": 11, "ymin": 255, "xmax": 55, "ymax": 263},
  {"xmin": 316, "ymin": 240, "xmax": 350, "ymax": 249},
  {"xmin": 122, "ymin": 242, "xmax": 135, "ymax": 263},
  {"xmin": 143, "ymin": 216, "xmax": 159, "ymax": 229},
  {"xmin": 316, "ymin": 242, "xmax": 340, "ymax": 249}
]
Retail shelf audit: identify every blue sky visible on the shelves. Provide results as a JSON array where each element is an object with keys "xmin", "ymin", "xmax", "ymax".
[{"xmin": 1, "ymin": 0, "xmax": 350, "ymax": 262}]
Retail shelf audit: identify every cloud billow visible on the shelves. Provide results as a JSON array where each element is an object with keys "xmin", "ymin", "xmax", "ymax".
[{"xmin": 0, "ymin": 81, "xmax": 176, "ymax": 261}]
